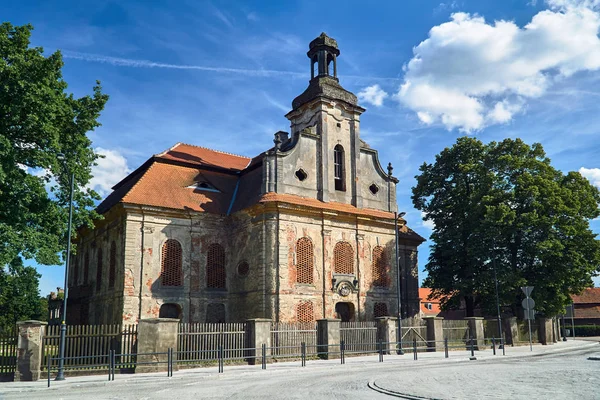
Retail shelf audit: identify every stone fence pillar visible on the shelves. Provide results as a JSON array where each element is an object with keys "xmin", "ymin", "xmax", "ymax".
[
  {"xmin": 317, "ymin": 319, "xmax": 340, "ymax": 359},
  {"xmin": 503, "ymin": 317, "xmax": 518, "ymax": 346},
  {"xmin": 464, "ymin": 317, "xmax": 484, "ymax": 350},
  {"xmin": 424, "ymin": 317, "xmax": 444, "ymax": 352},
  {"xmin": 15, "ymin": 320, "xmax": 47, "ymax": 381},
  {"xmin": 136, "ymin": 318, "xmax": 179, "ymax": 373},
  {"xmin": 376, "ymin": 317, "xmax": 397, "ymax": 354},
  {"xmin": 246, "ymin": 318, "xmax": 271, "ymax": 365},
  {"xmin": 537, "ymin": 317, "xmax": 554, "ymax": 345}
]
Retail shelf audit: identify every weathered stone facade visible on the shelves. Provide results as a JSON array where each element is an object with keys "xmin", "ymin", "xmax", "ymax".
[{"xmin": 67, "ymin": 33, "xmax": 424, "ymax": 325}]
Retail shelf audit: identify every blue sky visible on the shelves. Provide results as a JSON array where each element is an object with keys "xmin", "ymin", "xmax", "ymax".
[{"xmin": 7, "ymin": 0, "xmax": 600, "ymax": 295}]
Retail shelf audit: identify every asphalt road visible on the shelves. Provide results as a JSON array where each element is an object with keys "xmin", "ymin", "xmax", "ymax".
[{"xmin": 2, "ymin": 341, "xmax": 598, "ymax": 400}]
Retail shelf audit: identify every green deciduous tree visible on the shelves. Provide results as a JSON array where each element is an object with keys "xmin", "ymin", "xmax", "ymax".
[
  {"xmin": 0, "ymin": 258, "xmax": 46, "ymax": 330},
  {"xmin": 413, "ymin": 137, "xmax": 600, "ymax": 317},
  {"xmin": 0, "ymin": 22, "xmax": 108, "ymax": 268}
]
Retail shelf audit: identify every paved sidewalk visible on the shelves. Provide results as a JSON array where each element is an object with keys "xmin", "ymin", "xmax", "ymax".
[{"xmin": 1, "ymin": 339, "xmax": 597, "ymax": 399}]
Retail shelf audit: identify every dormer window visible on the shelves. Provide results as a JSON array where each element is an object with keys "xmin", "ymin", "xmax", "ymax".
[
  {"xmin": 334, "ymin": 144, "xmax": 346, "ymax": 191},
  {"xmin": 186, "ymin": 182, "xmax": 220, "ymax": 192}
]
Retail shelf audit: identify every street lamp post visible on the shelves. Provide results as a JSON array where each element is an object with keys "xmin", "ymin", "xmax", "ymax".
[
  {"xmin": 395, "ymin": 211, "xmax": 406, "ymax": 355},
  {"xmin": 55, "ymin": 153, "xmax": 75, "ymax": 381},
  {"xmin": 492, "ymin": 250, "xmax": 504, "ymax": 353}
]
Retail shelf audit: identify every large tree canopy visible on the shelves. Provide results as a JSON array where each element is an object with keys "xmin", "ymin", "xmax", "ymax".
[
  {"xmin": 0, "ymin": 22, "xmax": 108, "ymax": 267},
  {"xmin": 413, "ymin": 137, "xmax": 600, "ymax": 317}
]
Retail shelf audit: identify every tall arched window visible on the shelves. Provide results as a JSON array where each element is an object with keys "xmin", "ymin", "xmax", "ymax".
[
  {"xmin": 372, "ymin": 246, "xmax": 389, "ymax": 287},
  {"xmin": 334, "ymin": 241, "xmax": 354, "ymax": 274},
  {"xmin": 161, "ymin": 239, "xmax": 183, "ymax": 286},
  {"xmin": 207, "ymin": 243, "xmax": 226, "ymax": 289},
  {"xmin": 296, "ymin": 301, "xmax": 315, "ymax": 322},
  {"xmin": 96, "ymin": 248, "xmax": 103, "ymax": 291},
  {"xmin": 333, "ymin": 144, "xmax": 346, "ymax": 191},
  {"xmin": 109, "ymin": 241, "xmax": 117, "ymax": 288},
  {"xmin": 296, "ymin": 238, "xmax": 314, "ymax": 284}
]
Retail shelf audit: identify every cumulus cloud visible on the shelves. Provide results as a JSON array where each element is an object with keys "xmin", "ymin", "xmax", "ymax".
[
  {"xmin": 358, "ymin": 84, "xmax": 389, "ymax": 107},
  {"xmin": 396, "ymin": 1, "xmax": 600, "ymax": 132},
  {"xmin": 89, "ymin": 148, "xmax": 130, "ymax": 196},
  {"xmin": 421, "ymin": 211, "xmax": 435, "ymax": 230},
  {"xmin": 579, "ymin": 167, "xmax": 600, "ymax": 187}
]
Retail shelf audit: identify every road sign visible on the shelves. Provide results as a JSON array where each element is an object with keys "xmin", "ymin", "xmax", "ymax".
[
  {"xmin": 522, "ymin": 298, "xmax": 535, "ymax": 310},
  {"xmin": 565, "ymin": 303, "xmax": 574, "ymax": 318},
  {"xmin": 524, "ymin": 309, "xmax": 536, "ymax": 320},
  {"xmin": 521, "ymin": 286, "xmax": 534, "ymax": 297}
]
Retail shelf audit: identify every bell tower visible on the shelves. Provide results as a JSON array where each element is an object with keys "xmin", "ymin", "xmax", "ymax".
[{"xmin": 286, "ymin": 33, "xmax": 366, "ymax": 205}]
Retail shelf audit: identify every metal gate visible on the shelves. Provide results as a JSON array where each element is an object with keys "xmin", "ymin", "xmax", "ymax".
[{"xmin": 0, "ymin": 326, "xmax": 18, "ymax": 381}]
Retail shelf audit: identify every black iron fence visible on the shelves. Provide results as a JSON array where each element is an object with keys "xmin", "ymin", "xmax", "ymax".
[
  {"xmin": 44, "ymin": 335, "xmax": 508, "ymax": 387},
  {"xmin": 0, "ymin": 327, "xmax": 18, "ymax": 382}
]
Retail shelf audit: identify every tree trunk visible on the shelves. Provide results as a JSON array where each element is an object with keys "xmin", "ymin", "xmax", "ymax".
[{"xmin": 465, "ymin": 295, "xmax": 475, "ymax": 317}]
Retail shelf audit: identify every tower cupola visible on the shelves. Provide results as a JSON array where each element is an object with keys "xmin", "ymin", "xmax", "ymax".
[
  {"xmin": 291, "ymin": 33, "xmax": 361, "ymax": 111},
  {"xmin": 308, "ymin": 32, "xmax": 340, "ymax": 80}
]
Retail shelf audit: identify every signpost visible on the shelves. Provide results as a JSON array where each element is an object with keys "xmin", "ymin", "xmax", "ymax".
[
  {"xmin": 521, "ymin": 286, "xmax": 534, "ymax": 351},
  {"xmin": 565, "ymin": 303, "xmax": 575, "ymax": 338}
]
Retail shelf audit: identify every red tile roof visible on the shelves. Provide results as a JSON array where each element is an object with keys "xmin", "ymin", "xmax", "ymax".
[
  {"xmin": 572, "ymin": 288, "xmax": 600, "ymax": 304},
  {"xmin": 120, "ymin": 162, "xmax": 237, "ymax": 213},
  {"xmin": 157, "ymin": 143, "xmax": 251, "ymax": 171},
  {"xmin": 96, "ymin": 143, "xmax": 416, "ymax": 230}
]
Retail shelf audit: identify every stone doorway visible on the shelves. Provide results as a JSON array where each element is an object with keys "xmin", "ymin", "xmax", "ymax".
[{"xmin": 335, "ymin": 302, "xmax": 355, "ymax": 322}]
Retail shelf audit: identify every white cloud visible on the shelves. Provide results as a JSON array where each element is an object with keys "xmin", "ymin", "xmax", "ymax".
[
  {"xmin": 421, "ymin": 211, "xmax": 435, "ymax": 230},
  {"xmin": 89, "ymin": 148, "xmax": 130, "ymax": 196},
  {"xmin": 358, "ymin": 84, "xmax": 389, "ymax": 107},
  {"xmin": 547, "ymin": 0, "xmax": 600, "ymax": 10},
  {"xmin": 579, "ymin": 167, "xmax": 600, "ymax": 187},
  {"xmin": 396, "ymin": 2, "xmax": 600, "ymax": 132}
]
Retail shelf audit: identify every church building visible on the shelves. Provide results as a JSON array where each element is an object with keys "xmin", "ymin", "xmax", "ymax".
[{"xmin": 66, "ymin": 33, "xmax": 425, "ymax": 325}]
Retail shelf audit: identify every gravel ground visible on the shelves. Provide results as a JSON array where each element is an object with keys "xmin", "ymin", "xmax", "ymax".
[{"xmin": 1, "ymin": 340, "xmax": 597, "ymax": 400}]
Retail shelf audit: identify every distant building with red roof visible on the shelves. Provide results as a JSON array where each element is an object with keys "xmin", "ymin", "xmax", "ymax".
[
  {"xmin": 572, "ymin": 288, "xmax": 600, "ymax": 325},
  {"xmin": 67, "ymin": 33, "xmax": 425, "ymax": 325},
  {"xmin": 419, "ymin": 288, "xmax": 441, "ymax": 317}
]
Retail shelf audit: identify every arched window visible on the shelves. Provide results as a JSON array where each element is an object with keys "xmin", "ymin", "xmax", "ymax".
[
  {"xmin": 333, "ymin": 144, "xmax": 345, "ymax": 191},
  {"xmin": 372, "ymin": 246, "xmax": 389, "ymax": 288},
  {"xmin": 374, "ymin": 302, "xmax": 388, "ymax": 318},
  {"xmin": 334, "ymin": 241, "xmax": 354, "ymax": 274},
  {"xmin": 296, "ymin": 238, "xmax": 314, "ymax": 284},
  {"xmin": 109, "ymin": 241, "xmax": 116, "ymax": 288},
  {"xmin": 159, "ymin": 303, "xmax": 181, "ymax": 319},
  {"xmin": 161, "ymin": 239, "xmax": 183, "ymax": 286},
  {"xmin": 83, "ymin": 251, "xmax": 89, "ymax": 284},
  {"xmin": 207, "ymin": 243, "xmax": 226, "ymax": 289},
  {"xmin": 96, "ymin": 248, "xmax": 103, "ymax": 291},
  {"xmin": 296, "ymin": 301, "xmax": 315, "ymax": 322}
]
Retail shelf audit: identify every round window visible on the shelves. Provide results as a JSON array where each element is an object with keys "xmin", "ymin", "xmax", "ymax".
[
  {"xmin": 369, "ymin": 183, "xmax": 379, "ymax": 195},
  {"xmin": 237, "ymin": 261, "xmax": 250, "ymax": 277}
]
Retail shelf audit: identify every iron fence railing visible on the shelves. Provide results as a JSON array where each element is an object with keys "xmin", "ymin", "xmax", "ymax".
[{"xmin": 44, "ymin": 335, "xmax": 509, "ymax": 387}]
